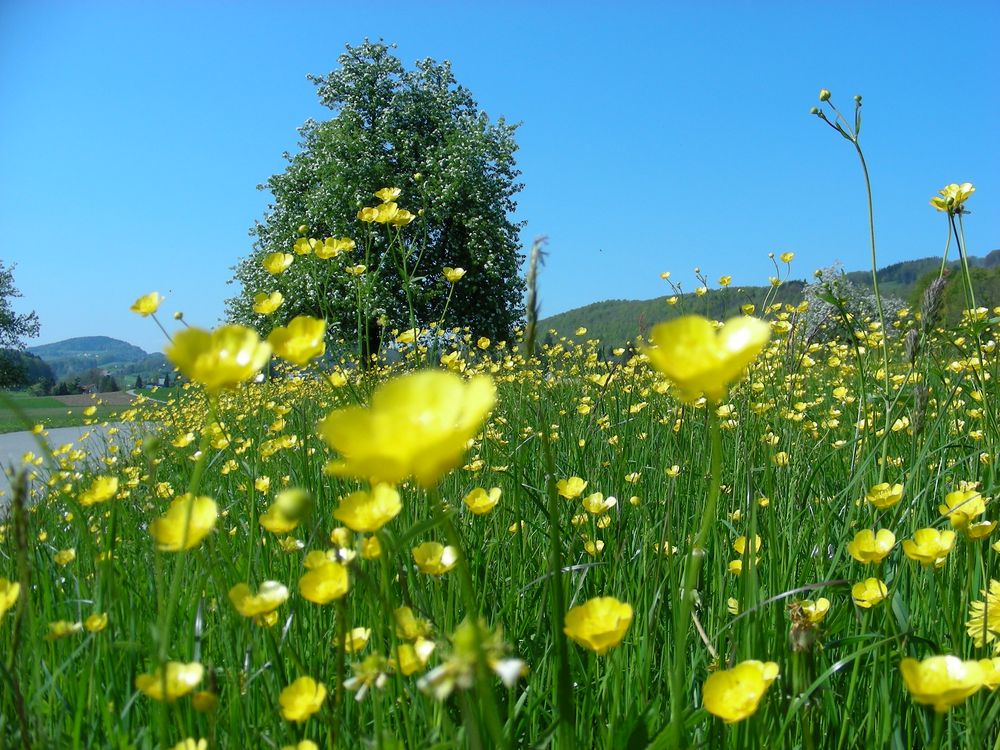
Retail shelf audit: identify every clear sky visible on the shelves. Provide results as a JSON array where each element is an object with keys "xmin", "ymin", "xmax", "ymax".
[{"xmin": 1, "ymin": 0, "xmax": 997, "ymax": 353}]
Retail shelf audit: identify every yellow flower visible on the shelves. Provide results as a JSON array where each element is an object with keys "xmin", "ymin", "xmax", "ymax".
[
  {"xmin": 268, "ymin": 315, "xmax": 327, "ymax": 366},
  {"xmin": 45, "ymin": 620, "xmax": 83, "ymax": 640},
  {"xmin": 966, "ymin": 520, "xmax": 997, "ymax": 540},
  {"xmin": 279, "ymin": 676, "xmax": 326, "ymax": 723},
  {"xmin": 345, "ymin": 263, "xmax": 367, "ymax": 276},
  {"xmin": 54, "ymin": 548, "xmax": 76, "ymax": 566},
  {"xmin": 703, "ymin": 660, "xmax": 779, "ymax": 723},
  {"xmin": 228, "ymin": 581, "xmax": 289, "ymax": 619},
  {"xmin": 130, "ymin": 291, "xmax": 163, "ymax": 317},
  {"xmin": 299, "ymin": 561, "xmax": 349, "ymax": 604},
  {"xmin": 851, "ymin": 578, "xmax": 888, "ymax": 608},
  {"xmin": 165, "ymin": 325, "xmax": 271, "ymax": 393},
  {"xmin": 262, "ymin": 252, "xmax": 294, "ymax": 274},
  {"xmin": 333, "ymin": 484, "xmax": 402, "ymax": 532},
  {"xmin": 939, "ymin": 488, "xmax": 987, "ymax": 529},
  {"xmin": 412, "ymin": 542, "xmax": 458, "ymax": 575},
  {"xmin": 357, "ymin": 207, "xmax": 378, "ymax": 222},
  {"xmin": 980, "ymin": 657, "xmax": 1000, "ymax": 690},
  {"xmin": 463, "ymin": 487, "xmax": 501, "ymax": 515},
  {"xmin": 253, "ymin": 291, "xmax": 284, "ymax": 315},
  {"xmin": 929, "ymin": 182, "xmax": 975, "ymax": 214},
  {"xmin": 477, "ymin": 336, "xmax": 490, "ymax": 350},
  {"xmin": 846, "ymin": 529, "xmax": 896, "ymax": 564},
  {"xmin": 779, "ymin": 252, "xmax": 795, "ymax": 263},
  {"xmin": 318, "ymin": 370, "xmax": 495, "ymax": 488},
  {"xmin": 79, "ymin": 475, "xmax": 118, "ymax": 506},
  {"xmin": 259, "ymin": 502, "xmax": 299, "ymax": 534},
  {"xmin": 149, "ymin": 494, "xmax": 218, "ymax": 551},
  {"xmin": 341, "ymin": 627, "xmax": 371, "ymax": 653},
  {"xmin": 395, "ymin": 638, "xmax": 436, "ymax": 676},
  {"xmin": 733, "ymin": 535, "xmax": 762, "ymax": 556},
  {"xmin": 582, "ymin": 492, "xmax": 616, "ymax": 515},
  {"xmin": 135, "ymin": 661, "xmax": 204, "ymax": 702},
  {"xmin": 800, "ymin": 598, "xmax": 830, "ymax": 624},
  {"xmin": 718, "ymin": 275, "xmax": 732, "ymax": 286},
  {"xmin": 642, "ymin": 315, "xmax": 770, "ymax": 403},
  {"xmin": 375, "ymin": 187, "xmax": 402, "ymax": 203},
  {"xmin": 966, "ymin": 579, "xmax": 1000, "ymax": 650},
  {"xmin": 315, "ymin": 237, "xmax": 355, "ymax": 259},
  {"xmin": 292, "ymin": 237, "xmax": 314, "ymax": 255},
  {"xmin": 360, "ymin": 535, "xmax": 382, "ymax": 559},
  {"xmin": 283, "ymin": 742, "xmax": 319, "ymax": 750},
  {"xmin": 865, "ymin": 482, "xmax": 903, "ymax": 510},
  {"xmin": 900, "ymin": 655, "xmax": 984, "ymax": 712},
  {"xmin": 563, "ymin": 596, "xmax": 633, "ymax": 655},
  {"xmin": 902, "ymin": 528, "xmax": 956, "ymax": 567},
  {"xmin": 443, "ymin": 267, "xmax": 466, "ymax": 283},
  {"xmin": 374, "ymin": 202, "xmax": 399, "ymax": 223},
  {"xmin": 556, "ymin": 477, "xmax": 588, "ymax": 500},
  {"xmin": 395, "ymin": 606, "xmax": 433, "ymax": 640},
  {"xmin": 170, "ymin": 739, "xmax": 207, "ymax": 750},
  {"xmin": 84, "ymin": 613, "xmax": 108, "ymax": 633}
]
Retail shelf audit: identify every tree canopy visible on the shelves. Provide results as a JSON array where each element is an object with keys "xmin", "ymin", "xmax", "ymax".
[
  {"xmin": 226, "ymin": 40, "xmax": 526, "ymax": 352},
  {"xmin": 0, "ymin": 260, "xmax": 41, "ymax": 387}
]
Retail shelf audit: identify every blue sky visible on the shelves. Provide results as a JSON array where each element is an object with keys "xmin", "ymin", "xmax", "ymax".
[{"xmin": 1, "ymin": 0, "xmax": 997, "ymax": 353}]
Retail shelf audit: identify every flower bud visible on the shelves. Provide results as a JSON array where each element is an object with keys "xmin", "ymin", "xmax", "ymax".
[
  {"xmin": 297, "ymin": 224, "xmax": 309, "ymax": 235},
  {"xmin": 810, "ymin": 106, "xmax": 820, "ymax": 115},
  {"xmin": 853, "ymin": 94, "xmax": 862, "ymax": 104},
  {"xmin": 819, "ymin": 89, "xmax": 831, "ymax": 102},
  {"xmin": 413, "ymin": 172, "xmax": 423, "ymax": 182}
]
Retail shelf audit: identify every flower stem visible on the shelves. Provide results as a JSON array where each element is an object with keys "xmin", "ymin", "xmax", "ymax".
[{"xmin": 667, "ymin": 410, "xmax": 722, "ymax": 746}]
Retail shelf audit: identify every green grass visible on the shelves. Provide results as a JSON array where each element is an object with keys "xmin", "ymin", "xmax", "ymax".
[{"xmin": 0, "ymin": 393, "xmax": 125, "ymax": 434}]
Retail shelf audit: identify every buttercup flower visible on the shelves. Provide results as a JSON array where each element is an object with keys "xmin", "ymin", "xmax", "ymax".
[
  {"xmin": 45, "ymin": 620, "xmax": 83, "ymax": 640},
  {"xmin": 229, "ymin": 581, "xmax": 289, "ymax": 620},
  {"xmin": 463, "ymin": 486, "xmax": 501, "ymax": 515},
  {"xmin": 262, "ymin": 252, "xmax": 294, "ymax": 274},
  {"xmin": 279, "ymin": 676, "xmax": 327, "ymax": 722},
  {"xmin": 902, "ymin": 528, "xmax": 956, "ymax": 568},
  {"xmin": 150, "ymin": 494, "xmax": 218, "ymax": 551},
  {"xmin": 846, "ymin": 529, "xmax": 896, "ymax": 564},
  {"xmin": 939, "ymin": 488, "xmax": 987, "ymax": 529},
  {"xmin": 318, "ymin": 370, "xmax": 495, "ymax": 487},
  {"xmin": 375, "ymin": 187, "xmax": 402, "ymax": 203},
  {"xmin": 165, "ymin": 325, "xmax": 271, "ymax": 393},
  {"xmin": 130, "ymin": 291, "xmax": 163, "ymax": 317},
  {"xmin": 800, "ymin": 598, "xmax": 830, "ymax": 624},
  {"xmin": 136, "ymin": 661, "xmax": 204, "ymax": 701},
  {"xmin": 253, "ymin": 291, "xmax": 284, "ymax": 314},
  {"xmin": 563, "ymin": 596, "xmax": 633, "ymax": 655},
  {"xmin": 0, "ymin": 578, "xmax": 21, "ymax": 619},
  {"xmin": 299, "ymin": 561, "xmax": 349, "ymax": 604},
  {"xmin": 642, "ymin": 315, "xmax": 771, "ymax": 403},
  {"xmin": 412, "ymin": 542, "xmax": 458, "ymax": 575},
  {"xmin": 865, "ymin": 482, "xmax": 903, "ymax": 510},
  {"xmin": 84, "ymin": 613, "xmax": 108, "ymax": 632},
  {"xmin": 703, "ymin": 660, "xmax": 780, "ymax": 723},
  {"xmin": 171, "ymin": 739, "xmax": 206, "ymax": 750},
  {"xmin": 268, "ymin": 315, "xmax": 327, "ymax": 366},
  {"xmin": 443, "ymin": 267, "xmax": 466, "ymax": 283},
  {"xmin": 929, "ymin": 182, "xmax": 975, "ymax": 214},
  {"xmin": 852, "ymin": 578, "xmax": 888, "ymax": 608},
  {"xmin": 79, "ymin": 475, "xmax": 118, "ymax": 506},
  {"xmin": 556, "ymin": 477, "xmax": 588, "ymax": 499},
  {"xmin": 900, "ymin": 655, "xmax": 984, "ymax": 712},
  {"xmin": 333, "ymin": 484, "xmax": 402, "ymax": 532},
  {"xmin": 341, "ymin": 627, "xmax": 371, "ymax": 653}
]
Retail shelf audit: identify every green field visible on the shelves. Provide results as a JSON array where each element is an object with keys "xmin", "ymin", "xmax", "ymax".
[{"xmin": 0, "ymin": 392, "xmax": 125, "ymax": 434}]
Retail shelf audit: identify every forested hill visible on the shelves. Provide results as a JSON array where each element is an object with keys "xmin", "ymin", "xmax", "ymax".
[{"xmin": 540, "ymin": 251, "xmax": 1000, "ymax": 348}]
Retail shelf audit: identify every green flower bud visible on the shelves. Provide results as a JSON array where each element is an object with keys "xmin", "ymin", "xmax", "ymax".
[{"xmin": 819, "ymin": 89, "xmax": 831, "ymax": 102}]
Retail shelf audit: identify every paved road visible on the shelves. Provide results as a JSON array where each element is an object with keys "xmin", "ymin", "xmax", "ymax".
[{"xmin": 0, "ymin": 423, "xmax": 144, "ymax": 513}]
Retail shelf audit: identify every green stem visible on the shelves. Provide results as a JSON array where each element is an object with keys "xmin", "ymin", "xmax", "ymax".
[{"xmin": 667, "ymin": 410, "xmax": 722, "ymax": 747}]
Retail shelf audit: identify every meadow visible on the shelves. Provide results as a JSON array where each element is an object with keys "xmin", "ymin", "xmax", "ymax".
[
  {"xmin": 1, "ymin": 95, "xmax": 998, "ymax": 750},
  {"xmin": 0, "ymin": 391, "xmax": 125, "ymax": 435}
]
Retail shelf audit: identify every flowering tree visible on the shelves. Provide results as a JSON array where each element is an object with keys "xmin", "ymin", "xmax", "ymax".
[{"xmin": 226, "ymin": 40, "xmax": 526, "ymax": 350}]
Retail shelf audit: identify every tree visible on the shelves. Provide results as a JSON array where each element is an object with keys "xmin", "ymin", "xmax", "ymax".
[
  {"xmin": 0, "ymin": 261, "xmax": 41, "ymax": 387},
  {"xmin": 226, "ymin": 40, "xmax": 526, "ymax": 352}
]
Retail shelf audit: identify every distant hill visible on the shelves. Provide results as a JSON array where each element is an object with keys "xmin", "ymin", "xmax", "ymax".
[
  {"xmin": 28, "ymin": 336, "xmax": 167, "ymax": 381},
  {"xmin": 540, "ymin": 252, "xmax": 1000, "ymax": 348}
]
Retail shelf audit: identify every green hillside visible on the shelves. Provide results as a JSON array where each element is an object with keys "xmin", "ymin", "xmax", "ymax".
[
  {"xmin": 540, "ymin": 252, "xmax": 1000, "ymax": 347},
  {"xmin": 27, "ymin": 336, "xmax": 167, "ymax": 381}
]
